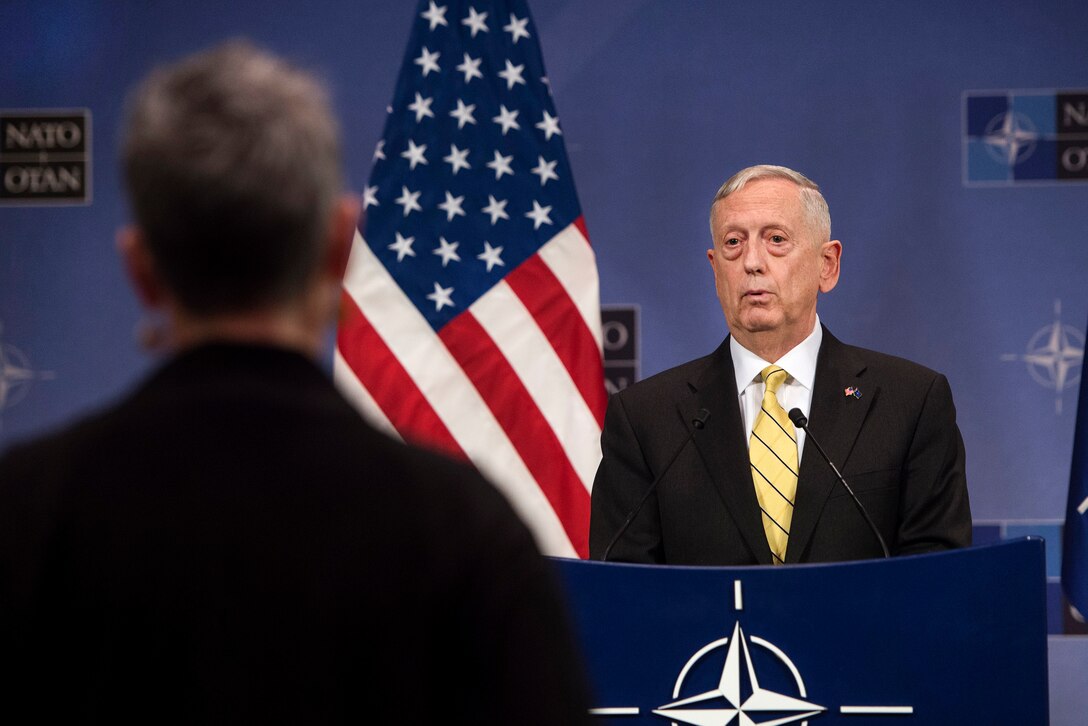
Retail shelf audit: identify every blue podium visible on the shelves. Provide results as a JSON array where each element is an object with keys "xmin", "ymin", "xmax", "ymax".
[{"xmin": 554, "ymin": 539, "xmax": 1049, "ymax": 725}]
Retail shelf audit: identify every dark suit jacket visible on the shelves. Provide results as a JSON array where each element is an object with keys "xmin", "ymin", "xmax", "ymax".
[
  {"xmin": 0, "ymin": 343, "xmax": 591, "ymax": 724},
  {"xmin": 589, "ymin": 328, "xmax": 971, "ymax": 565}
]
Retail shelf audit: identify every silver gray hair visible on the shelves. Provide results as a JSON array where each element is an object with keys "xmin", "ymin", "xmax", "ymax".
[
  {"xmin": 122, "ymin": 40, "xmax": 343, "ymax": 314},
  {"xmin": 710, "ymin": 164, "xmax": 831, "ymax": 244}
]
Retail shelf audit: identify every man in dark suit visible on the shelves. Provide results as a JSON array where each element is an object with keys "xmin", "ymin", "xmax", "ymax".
[
  {"xmin": 590, "ymin": 165, "xmax": 970, "ymax": 565},
  {"xmin": 0, "ymin": 42, "xmax": 591, "ymax": 723}
]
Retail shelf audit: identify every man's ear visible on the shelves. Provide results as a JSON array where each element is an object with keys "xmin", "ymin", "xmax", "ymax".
[
  {"xmin": 819, "ymin": 239, "xmax": 842, "ymax": 293},
  {"xmin": 117, "ymin": 226, "xmax": 166, "ymax": 308},
  {"xmin": 324, "ymin": 195, "xmax": 362, "ymax": 282}
]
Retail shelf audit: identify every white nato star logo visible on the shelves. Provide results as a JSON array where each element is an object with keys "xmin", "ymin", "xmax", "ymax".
[
  {"xmin": 426, "ymin": 282, "xmax": 455, "ymax": 311},
  {"xmin": 535, "ymin": 110, "xmax": 562, "ymax": 140},
  {"xmin": 362, "ymin": 185, "xmax": 379, "ymax": 209},
  {"xmin": 477, "ymin": 242, "xmax": 505, "ymax": 272},
  {"xmin": 437, "ymin": 191, "xmax": 466, "ymax": 221},
  {"xmin": 0, "ymin": 323, "xmax": 54, "ymax": 419},
  {"xmin": 433, "ymin": 237, "xmax": 461, "ymax": 267},
  {"xmin": 654, "ymin": 622, "xmax": 825, "ymax": 726},
  {"xmin": 456, "ymin": 52, "xmax": 484, "ymax": 83},
  {"xmin": 401, "ymin": 139, "xmax": 428, "ymax": 170},
  {"xmin": 407, "ymin": 93, "xmax": 435, "ymax": 123},
  {"xmin": 462, "ymin": 6, "xmax": 489, "ymax": 37},
  {"xmin": 482, "ymin": 195, "xmax": 510, "ymax": 224},
  {"xmin": 388, "ymin": 232, "xmax": 416, "ymax": 262},
  {"xmin": 492, "ymin": 105, "xmax": 521, "ymax": 135},
  {"xmin": 525, "ymin": 200, "xmax": 553, "ymax": 230},
  {"xmin": 443, "ymin": 144, "xmax": 471, "ymax": 175},
  {"xmin": 1001, "ymin": 299, "xmax": 1084, "ymax": 414},
  {"xmin": 420, "ymin": 1, "xmax": 448, "ymax": 30},
  {"xmin": 982, "ymin": 110, "xmax": 1038, "ymax": 166},
  {"xmin": 394, "ymin": 186, "xmax": 422, "ymax": 217},
  {"xmin": 373, "ymin": 139, "xmax": 386, "ymax": 161},
  {"xmin": 531, "ymin": 156, "xmax": 558, "ymax": 186},
  {"xmin": 498, "ymin": 59, "xmax": 527, "ymax": 90},
  {"xmin": 486, "ymin": 150, "xmax": 514, "ymax": 180},
  {"xmin": 588, "ymin": 581, "xmax": 913, "ymax": 722},
  {"xmin": 414, "ymin": 46, "xmax": 441, "ymax": 77},
  {"xmin": 503, "ymin": 13, "xmax": 531, "ymax": 43},
  {"xmin": 450, "ymin": 99, "xmax": 477, "ymax": 129}
]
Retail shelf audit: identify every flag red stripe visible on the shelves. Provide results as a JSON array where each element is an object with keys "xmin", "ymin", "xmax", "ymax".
[
  {"xmin": 574, "ymin": 216, "xmax": 591, "ymax": 246},
  {"xmin": 506, "ymin": 254, "xmax": 607, "ymax": 427},
  {"xmin": 337, "ymin": 291, "xmax": 466, "ymax": 460},
  {"xmin": 439, "ymin": 312, "xmax": 591, "ymax": 557}
]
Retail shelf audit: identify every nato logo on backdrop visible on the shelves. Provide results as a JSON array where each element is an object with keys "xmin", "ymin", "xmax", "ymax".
[
  {"xmin": 0, "ymin": 109, "xmax": 91, "ymax": 205},
  {"xmin": 964, "ymin": 90, "xmax": 1088, "ymax": 185},
  {"xmin": 602, "ymin": 306, "xmax": 639, "ymax": 395}
]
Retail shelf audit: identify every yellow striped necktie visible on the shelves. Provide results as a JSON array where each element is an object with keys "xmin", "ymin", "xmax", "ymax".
[{"xmin": 749, "ymin": 365, "xmax": 798, "ymax": 564}]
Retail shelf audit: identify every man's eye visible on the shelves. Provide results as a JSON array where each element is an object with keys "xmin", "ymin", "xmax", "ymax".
[
  {"xmin": 770, "ymin": 235, "xmax": 785, "ymax": 243},
  {"xmin": 725, "ymin": 237, "xmax": 740, "ymax": 246}
]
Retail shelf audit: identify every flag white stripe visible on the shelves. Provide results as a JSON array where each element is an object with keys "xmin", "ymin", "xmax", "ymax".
[
  {"xmin": 332, "ymin": 348, "xmax": 400, "ymax": 439},
  {"xmin": 537, "ymin": 224, "xmax": 604, "ymax": 352},
  {"xmin": 470, "ymin": 280, "xmax": 602, "ymax": 492},
  {"xmin": 341, "ymin": 232, "xmax": 577, "ymax": 557}
]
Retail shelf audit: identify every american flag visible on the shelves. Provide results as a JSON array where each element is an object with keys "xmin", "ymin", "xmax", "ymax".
[{"xmin": 335, "ymin": 0, "xmax": 606, "ymax": 558}]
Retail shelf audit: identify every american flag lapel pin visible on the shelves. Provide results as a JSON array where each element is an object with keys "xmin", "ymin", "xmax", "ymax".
[{"xmin": 844, "ymin": 386, "xmax": 862, "ymax": 399}]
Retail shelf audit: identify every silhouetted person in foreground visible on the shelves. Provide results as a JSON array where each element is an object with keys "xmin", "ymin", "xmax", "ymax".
[{"xmin": 0, "ymin": 41, "xmax": 592, "ymax": 724}]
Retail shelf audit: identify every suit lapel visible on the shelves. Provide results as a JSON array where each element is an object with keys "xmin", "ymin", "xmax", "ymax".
[
  {"xmin": 679, "ymin": 341, "xmax": 773, "ymax": 565},
  {"xmin": 786, "ymin": 329, "xmax": 876, "ymax": 563}
]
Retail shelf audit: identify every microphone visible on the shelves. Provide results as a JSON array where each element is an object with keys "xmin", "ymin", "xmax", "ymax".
[
  {"xmin": 602, "ymin": 409, "xmax": 710, "ymax": 562},
  {"xmin": 787, "ymin": 408, "xmax": 890, "ymax": 559}
]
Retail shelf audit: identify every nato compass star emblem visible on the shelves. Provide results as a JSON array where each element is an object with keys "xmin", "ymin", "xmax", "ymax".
[
  {"xmin": 0, "ymin": 320, "xmax": 54, "ymax": 429},
  {"xmin": 1001, "ymin": 300, "xmax": 1084, "ymax": 414},
  {"xmin": 982, "ymin": 109, "xmax": 1039, "ymax": 166},
  {"xmin": 653, "ymin": 620, "xmax": 823, "ymax": 726},
  {"xmin": 589, "ymin": 581, "xmax": 912, "ymax": 723}
]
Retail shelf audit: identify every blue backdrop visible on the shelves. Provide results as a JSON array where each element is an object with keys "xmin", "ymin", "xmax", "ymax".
[{"xmin": 1, "ymin": 1, "xmax": 1085, "ymax": 721}]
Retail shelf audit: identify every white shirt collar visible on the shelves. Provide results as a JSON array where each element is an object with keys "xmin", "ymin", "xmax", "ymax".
[{"xmin": 730, "ymin": 315, "xmax": 823, "ymax": 393}]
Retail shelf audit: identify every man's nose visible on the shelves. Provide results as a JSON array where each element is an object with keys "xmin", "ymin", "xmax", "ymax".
[{"xmin": 742, "ymin": 240, "xmax": 766, "ymax": 273}]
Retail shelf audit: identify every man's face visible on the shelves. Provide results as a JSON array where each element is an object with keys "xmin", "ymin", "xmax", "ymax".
[{"xmin": 707, "ymin": 177, "xmax": 840, "ymax": 356}]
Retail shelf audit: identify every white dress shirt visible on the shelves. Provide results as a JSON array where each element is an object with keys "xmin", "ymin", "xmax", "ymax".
[{"xmin": 730, "ymin": 316, "xmax": 823, "ymax": 460}]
